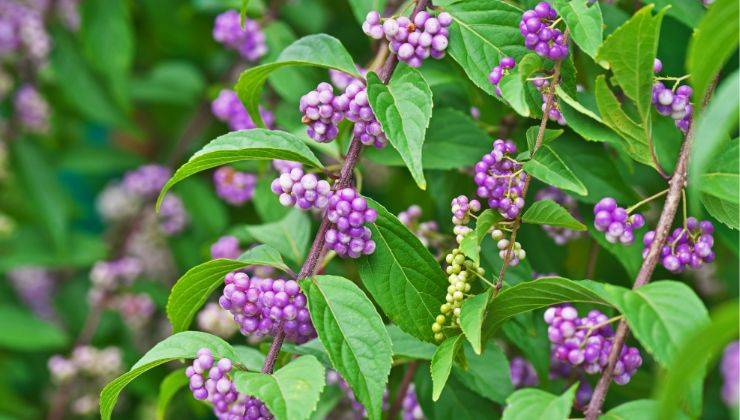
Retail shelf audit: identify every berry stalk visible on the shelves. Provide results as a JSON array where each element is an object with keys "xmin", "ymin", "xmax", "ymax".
[
  {"xmin": 584, "ymin": 76, "xmax": 720, "ymax": 420},
  {"xmin": 259, "ymin": 0, "xmax": 433, "ymax": 375}
]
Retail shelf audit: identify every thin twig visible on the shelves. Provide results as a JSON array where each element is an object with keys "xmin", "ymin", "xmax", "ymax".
[
  {"xmin": 386, "ymin": 362, "xmax": 419, "ymax": 420},
  {"xmin": 584, "ymin": 76, "xmax": 720, "ymax": 420}
]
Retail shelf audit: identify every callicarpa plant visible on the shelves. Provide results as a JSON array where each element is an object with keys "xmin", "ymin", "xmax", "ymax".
[{"xmin": 0, "ymin": 0, "xmax": 737, "ymax": 419}]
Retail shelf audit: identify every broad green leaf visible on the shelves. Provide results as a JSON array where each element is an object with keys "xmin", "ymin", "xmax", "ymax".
[
  {"xmin": 645, "ymin": 0, "xmax": 704, "ymax": 27},
  {"xmin": 235, "ymin": 34, "xmax": 360, "ymax": 127},
  {"xmin": 167, "ymin": 245, "xmax": 291, "ymax": 332},
  {"xmin": 594, "ymin": 76, "xmax": 653, "ymax": 167},
  {"xmin": 155, "ymin": 368, "xmax": 188, "ymax": 420},
  {"xmin": 459, "ymin": 290, "xmax": 492, "ymax": 354},
  {"xmin": 234, "ymin": 356, "xmax": 325, "ymax": 420},
  {"xmin": 502, "ymin": 383, "xmax": 577, "ymax": 420},
  {"xmin": 700, "ymin": 173, "xmax": 739, "ymax": 205},
  {"xmin": 415, "ymin": 368, "xmax": 496, "ymax": 419},
  {"xmin": 253, "ymin": 173, "xmax": 291, "ymax": 222},
  {"xmin": 459, "ymin": 209, "xmax": 504, "ymax": 264},
  {"xmin": 157, "ymin": 130, "xmax": 322, "ymax": 209},
  {"xmin": 596, "ymin": 5, "xmax": 665, "ymax": 120},
  {"xmin": 455, "ymin": 341, "xmax": 513, "ymax": 404},
  {"xmin": 358, "ymin": 199, "xmax": 447, "ymax": 343},
  {"xmin": 131, "ymin": 61, "xmax": 205, "ymax": 105},
  {"xmin": 262, "ymin": 22, "xmax": 318, "ymax": 103},
  {"xmin": 502, "ymin": 315, "xmax": 550, "ymax": 382},
  {"xmin": 656, "ymin": 302, "xmax": 739, "ymax": 420},
  {"xmin": 500, "ymin": 54, "xmax": 543, "ymax": 117},
  {"xmin": 176, "ymin": 178, "xmax": 228, "ymax": 237},
  {"xmin": 702, "ymin": 194, "xmax": 739, "ymax": 230},
  {"xmin": 431, "ymin": 335, "xmax": 464, "ymax": 401},
  {"xmin": 555, "ymin": 87, "xmax": 623, "ymax": 145},
  {"xmin": 347, "ymin": 0, "xmax": 387, "ymax": 25},
  {"xmin": 689, "ymin": 72, "xmax": 739, "ymax": 215},
  {"xmin": 687, "ymin": 0, "xmax": 739, "ymax": 105},
  {"xmin": 100, "ymin": 332, "xmax": 237, "ymax": 420},
  {"xmin": 281, "ymin": 339, "xmax": 332, "ymax": 367},
  {"xmin": 366, "ymin": 67, "xmax": 433, "ymax": 189},
  {"xmin": 522, "ymin": 199, "xmax": 587, "ymax": 230},
  {"xmin": 551, "ymin": 0, "xmax": 603, "ymax": 59},
  {"xmin": 601, "ymin": 399, "xmax": 689, "ymax": 420},
  {"xmin": 526, "ymin": 126, "xmax": 563, "ymax": 152},
  {"xmin": 0, "ymin": 230, "xmax": 106, "ymax": 273},
  {"xmin": 303, "ymin": 275, "xmax": 392, "ymax": 420},
  {"xmin": 0, "ymin": 306, "xmax": 68, "ymax": 351},
  {"xmin": 364, "ymin": 108, "xmax": 490, "ymax": 170},
  {"xmin": 445, "ymin": 0, "xmax": 529, "ymax": 97},
  {"xmin": 522, "ymin": 146, "xmax": 588, "ymax": 195},
  {"xmin": 233, "ymin": 345, "xmax": 267, "ymax": 371},
  {"xmin": 482, "ymin": 277, "xmax": 611, "ymax": 339},
  {"xmin": 601, "ymin": 281, "xmax": 710, "ymax": 366},
  {"xmin": 239, "ymin": 209, "xmax": 311, "ymax": 264},
  {"xmin": 387, "ymin": 325, "xmax": 437, "ymax": 360}
]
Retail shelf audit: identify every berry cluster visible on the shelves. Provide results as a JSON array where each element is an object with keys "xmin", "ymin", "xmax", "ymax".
[
  {"xmin": 432, "ymin": 248, "xmax": 485, "ymax": 341},
  {"xmin": 451, "ymin": 195, "xmax": 481, "ymax": 226},
  {"xmin": 213, "ymin": 10, "xmax": 267, "ymax": 62},
  {"xmin": 531, "ymin": 74, "xmax": 566, "ymax": 125},
  {"xmin": 300, "ymin": 82, "xmax": 346, "ymax": 142},
  {"xmin": 324, "ymin": 188, "xmax": 377, "ymax": 258},
  {"xmin": 652, "ymin": 82, "xmax": 693, "ymax": 133},
  {"xmin": 401, "ymin": 384, "xmax": 425, "ymax": 420},
  {"xmin": 535, "ymin": 187, "xmax": 583, "ymax": 245},
  {"xmin": 122, "ymin": 164, "xmax": 171, "ymax": 198},
  {"xmin": 644, "ymin": 217, "xmax": 715, "ymax": 273},
  {"xmin": 545, "ymin": 305, "xmax": 642, "ymax": 384},
  {"xmin": 213, "ymin": 166, "xmax": 257, "ymax": 206},
  {"xmin": 211, "ymin": 235, "xmax": 243, "ymax": 260},
  {"xmin": 7, "ymin": 266, "xmax": 56, "ymax": 320},
  {"xmin": 329, "ymin": 66, "xmax": 365, "ymax": 90},
  {"xmin": 398, "ymin": 205, "xmax": 440, "ymax": 249},
  {"xmin": 488, "ymin": 57, "xmax": 516, "ymax": 96},
  {"xmin": 111, "ymin": 293, "xmax": 155, "ymax": 329},
  {"xmin": 187, "ymin": 349, "xmax": 273, "ymax": 419},
  {"xmin": 492, "ymin": 228, "xmax": 526, "ymax": 266},
  {"xmin": 14, "ymin": 84, "xmax": 49, "ymax": 133},
  {"xmin": 218, "ymin": 272, "xmax": 316, "ymax": 343},
  {"xmin": 363, "ymin": 10, "xmax": 452, "ymax": 68},
  {"xmin": 721, "ymin": 341, "xmax": 739, "ymax": 406},
  {"xmin": 212, "ymin": 89, "xmax": 275, "ymax": 131},
  {"xmin": 344, "ymin": 80, "xmax": 389, "ymax": 148},
  {"xmin": 0, "ymin": 0, "xmax": 51, "ymax": 65},
  {"xmin": 88, "ymin": 257, "xmax": 143, "ymax": 305},
  {"xmin": 593, "ymin": 197, "xmax": 645, "ymax": 245},
  {"xmin": 509, "ymin": 356, "xmax": 539, "ymax": 388},
  {"xmin": 270, "ymin": 167, "xmax": 332, "ymax": 210},
  {"xmin": 272, "ymin": 159, "xmax": 303, "ymax": 174},
  {"xmin": 198, "ymin": 302, "xmax": 239, "ymax": 338},
  {"xmin": 158, "ymin": 194, "xmax": 189, "ymax": 235},
  {"xmin": 520, "ymin": 2, "xmax": 569, "ymax": 61},
  {"xmin": 474, "ymin": 139, "xmax": 526, "ymax": 220}
]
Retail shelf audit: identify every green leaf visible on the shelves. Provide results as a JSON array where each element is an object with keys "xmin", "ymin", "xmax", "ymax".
[
  {"xmin": 656, "ymin": 302, "xmax": 739, "ymax": 419},
  {"xmin": 521, "ymin": 199, "xmax": 587, "ymax": 230},
  {"xmin": 458, "ymin": 209, "xmax": 503, "ymax": 264},
  {"xmin": 687, "ymin": 0, "xmax": 739, "ymax": 105},
  {"xmin": 303, "ymin": 275, "xmax": 392, "ymax": 420},
  {"xmin": 347, "ymin": 0, "xmax": 387, "ymax": 25},
  {"xmin": 167, "ymin": 245, "xmax": 291, "ymax": 333},
  {"xmin": 240, "ymin": 0, "xmax": 249, "ymax": 26},
  {"xmin": 100, "ymin": 332, "xmax": 237, "ymax": 420},
  {"xmin": 601, "ymin": 399, "xmax": 689, "ymax": 420},
  {"xmin": 387, "ymin": 325, "xmax": 437, "ymax": 360},
  {"xmin": 645, "ymin": 0, "xmax": 704, "ymax": 27},
  {"xmin": 482, "ymin": 277, "xmax": 611, "ymax": 339},
  {"xmin": 415, "ymin": 368, "xmax": 495, "ymax": 419},
  {"xmin": 262, "ymin": 22, "xmax": 318, "ymax": 103},
  {"xmin": 454, "ymin": 341, "xmax": 513, "ymax": 404},
  {"xmin": 235, "ymin": 34, "xmax": 360, "ymax": 127},
  {"xmin": 0, "ymin": 305, "xmax": 68, "ymax": 351},
  {"xmin": 157, "ymin": 130, "xmax": 323, "ymax": 210},
  {"xmin": 586, "ymin": 220, "xmax": 644, "ymax": 278},
  {"xmin": 364, "ymin": 108, "xmax": 490, "ymax": 170},
  {"xmin": 431, "ymin": 335, "xmax": 464, "ymax": 401},
  {"xmin": 700, "ymin": 173, "xmax": 739, "ymax": 205},
  {"xmin": 596, "ymin": 5, "xmax": 665, "ymax": 121},
  {"xmin": 502, "ymin": 315, "xmax": 550, "ymax": 382},
  {"xmin": 233, "ymin": 345, "xmax": 267, "ymax": 371},
  {"xmin": 130, "ymin": 61, "xmax": 205, "ymax": 105},
  {"xmin": 237, "ymin": 209, "xmax": 311, "ymax": 264},
  {"xmin": 253, "ymin": 174, "xmax": 291, "ymax": 223},
  {"xmin": 281, "ymin": 339, "xmax": 332, "ymax": 367},
  {"xmin": 357, "ymin": 199, "xmax": 447, "ymax": 343},
  {"xmin": 555, "ymin": 87, "xmax": 624, "ymax": 145},
  {"xmin": 551, "ymin": 0, "xmax": 603, "ymax": 59},
  {"xmin": 601, "ymin": 281, "xmax": 710, "ymax": 366},
  {"xmin": 502, "ymin": 383, "xmax": 577, "ymax": 420},
  {"xmin": 155, "ymin": 368, "xmax": 188, "ymax": 420},
  {"xmin": 445, "ymin": 0, "xmax": 529, "ymax": 97},
  {"xmin": 459, "ymin": 290, "xmax": 492, "ymax": 354},
  {"xmin": 366, "ymin": 67, "xmax": 433, "ymax": 189},
  {"xmin": 526, "ymin": 126, "xmax": 563, "ymax": 152},
  {"xmin": 522, "ymin": 146, "xmax": 588, "ymax": 195},
  {"xmin": 500, "ymin": 54, "xmax": 543, "ymax": 117},
  {"xmin": 702, "ymin": 194, "xmax": 739, "ymax": 230},
  {"xmin": 234, "ymin": 356, "xmax": 325, "ymax": 420}
]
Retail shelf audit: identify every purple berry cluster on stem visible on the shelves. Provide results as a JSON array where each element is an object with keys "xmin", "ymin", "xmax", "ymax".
[
  {"xmin": 652, "ymin": 82, "xmax": 693, "ymax": 133},
  {"xmin": 474, "ymin": 139, "xmax": 526, "ymax": 220},
  {"xmin": 329, "ymin": 66, "xmax": 366, "ymax": 90},
  {"xmin": 212, "ymin": 89, "xmax": 275, "ymax": 131},
  {"xmin": 270, "ymin": 167, "xmax": 332, "ymax": 210},
  {"xmin": 158, "ymin": 194, "xmax": 188, "ymax": 235},
  {"xmin": 536, "ymin": 186, "xmax": 583, "ymax": 245},
  {"xmin": 214, "ymin": 166, "xmax": 258, "ymax": 205},
  {"xmin": 593, "ymin": 197, "xmax": 645, "ymax": 245},
  {"xmin": 344, "ymin": 79, "xmax": 388, "ymax": 148},
  {"xmin": 213, "ymin": 10, "xmax": 267, "ymax": 62},
  {"xmin": 488, "ymin": 56, "xmax": 516, "ymax": 96},
  {"xmin": 531, "ymin": 74, "xmax": 566, "ymax": 125},
  {"xmin": 122, "ymin": 164, "xmax": 171, "ymax": 199},
  {"xmin": 324, "ymin": 187, "xmax": 377, "ymax": 258},
  {"xmin": 218, "ymin": 272, "xmax": 316, "ymax": 343},
  {"xmin": 509, "ymin": 356, "xmax": 539, "ymax": 388},
  {"xmin": 721, "ymin": 341, "xmax": 739, "ymax": 406},
  {"xmin": 14, "ymin": 83, "xmax": 49, "ymax": 133},
  {"xmin": 187, "ymin": 348, "xmax": 273, "ymax": 419},
  {"xmin": 401, "ymin": 384, "xmax": 425, "ymax": 420},
  {"xmin": 492, "ymin": 228, "xmax": 526, "ymax": 266},
  {"xmin": 545, "ymin": 305, "xmax": 642, "ymax": 385},
  {"xmin": 300, "ymin": 82, "xmax": 346, "ymax": 142},
  {"xmin": 644, "ymin": 217, "xmax": 715, "ymax": 273},
  {"xmin": 211, "ymin": 235, "xmax": 243, "ymax": 260},
  {"xmin": 520, "ymin": 2, "xmax": 569, "ymax": 61},
  {"xmin": 8, "ymin": 266, "xmax": 56, "ymax": 320},
  {"xmin": 451, "ymin": 195, "xmax": 481, "ymax": 243},
  {"xmin": 398, "ymin": 205, "xmax": 439, "ymax": 248},
  {"xmin": 363, "ymin": 10, "xmax": 452, "ymax": 68}
]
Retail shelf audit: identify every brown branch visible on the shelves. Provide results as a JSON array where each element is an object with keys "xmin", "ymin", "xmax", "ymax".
[
  {"xmin": 259, "ymin": 0, "xmax": 432, "ymax": 374},
  {"xmin": 584, "ymin": 77, "xmax": 719, "ymax": 420},
  {"xmin": 386, "ymin": 362, "xmax": 419, "ymax": 420}
]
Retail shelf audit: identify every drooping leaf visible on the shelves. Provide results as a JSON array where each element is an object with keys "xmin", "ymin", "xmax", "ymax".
[
  {"xmin": 357, "ymin": 199, "xmax": 447, "ymax": 343},
  {"xmin": 167, "ymin": 245, "xmax": 291, "ymax": 333},
  {"xmin": 303, "ymin": 275, "xmax": 392, "ymax": 420},
  {"xmin": 235, "ymin": 34, "xmax": 360, "ymax": 127},
  {"xmin": 454, "ymin": 341, "xmax": 513, "ymax": 404},
  {"xmin": 459, "ymin": 290, "xmax": 492, "ymax": 354},
  {"xmin": 431, "ymin": 334, "xmax": 464, "ymax": 401},
  {"xmin": 526, "ymin": 126, "xmax": 563, "ymax": 152},
  {"xmin": 522, "ymin": 146, "xmax": 588, "ymax": 195},
  {"xmin": 501, "ymin": 383, "xmax": 577, "ymax": 420},
  {"xmin": 387, "ymin": 325, "xmax": 437, "ymax": 360},
  {"xmin": 521, "ymin": 199, "xmax": 587, "ymax": 231},
  {"xmin": 0, "ymin": 305, "xmax": 68, "ymax": 351},
  {"xmin": 555, "ymin": 87, "xmax": 624, "ymax": 145},
  {"xmin": 366, "ymin": 67, "xmax": 433, "ymax": 189},
  {"xmin": 155, "ymin": 369, "xmax": 188, "ymax": 420},
  {"xmin": 234, "ymin": 356, "xmax": 325, "ymax": 420},
  {"xmin": 551, "ymin": 0, "xmax": 603, "ymax": 59},
  {"xmin": 702, "ymin": 194, "xmax": 739, "ymax": 230},
  {"xmin": 500, "ymin": 54, "xmax": 544, "ymax": 117},
  {"xmin": 100, "ymin": 332, "xmax": 237, "ymax": 420}
]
